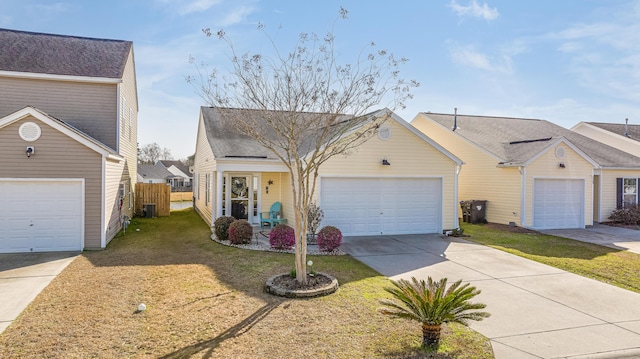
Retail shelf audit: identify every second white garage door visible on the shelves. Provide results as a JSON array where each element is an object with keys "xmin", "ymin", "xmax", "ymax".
[
  {"xmin": 0, "ymin": 180, "xmax": 83, "ymax": 253},
  {"xmin": 533, "ymin": 179, "xmax": 584, "ymax": 229},
  {"xmin": 320, "ymin": 177, "xmax": 442, "ymax": 236}
]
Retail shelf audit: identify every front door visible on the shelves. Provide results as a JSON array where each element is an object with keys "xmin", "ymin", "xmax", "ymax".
[{"xmin": 230, "ymin": 176, "xmax": 250, "ymax": 220}]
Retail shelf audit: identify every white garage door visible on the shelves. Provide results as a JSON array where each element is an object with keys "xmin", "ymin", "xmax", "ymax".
[
  {"xmin": 320, "ymin": 177, "xmax": 442, "ymax": 236},
  {"xmin": 0, "ymin": 180, "xmax": 83, "ymax": 253},
  {"xmin": 533, "ymin": 179, "xmax": 584, "ymax": 229}
]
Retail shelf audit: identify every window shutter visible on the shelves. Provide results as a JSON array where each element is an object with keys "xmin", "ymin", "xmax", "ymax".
[{"xmin": 616, "ymin": 178, "xmax": 623, "ymax": 209}]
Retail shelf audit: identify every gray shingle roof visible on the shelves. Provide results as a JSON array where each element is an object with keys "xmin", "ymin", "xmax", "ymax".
[
  {"xmin": 157, "ymin": 160, "xmax": 190, "ymax": 175},
  {"xmin": 584, "ymin": 122, "xmax": 640, "ymax": 142},
  {"xmin": 137, "ymin": 164, "xmax": 174, "ymax": 180},
  {"xmin": 422, "ymin": 113, "xmax": 640, "ymax": 168},
  {"xmin": 0, "ymin": 28, "xmax": 131, "ymax": 78},
  {"xmin": 200, "ymin": 107, "xmax": 355, "ymax": 160}
]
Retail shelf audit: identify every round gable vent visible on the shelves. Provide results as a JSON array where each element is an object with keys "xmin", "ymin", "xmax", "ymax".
[
  {"xmin": 555, "ymin": 146, "xmax": 565, "ymax": 159},
  {"xmin": 19, "ymin": 122, "xmax": 42, "ymax": 142},
  {"xmin": 378, "ymin": 125, "xmax": 391, "ymax": 141}
]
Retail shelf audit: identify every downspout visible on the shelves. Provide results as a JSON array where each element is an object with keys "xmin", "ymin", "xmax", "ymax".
[
  {"xmin": 519, "ymin": 166, "xmax": 526, "ymax": 227},
  {"xmin": 216, "ymin": 170, "xmax": 224, "ymax": 224},
  {"xmin": 101, "ymin": 156, "xmax": 106, "ymax": 249},
  {"xmin": 116, "ymin": 84, "xmax": 121, "ymax": 153},
  {"xmin": 454, "ymin": 164, "xmax": 462, "ymax": 228}
]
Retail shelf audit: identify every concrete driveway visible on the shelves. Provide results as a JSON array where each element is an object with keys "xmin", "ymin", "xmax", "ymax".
[
  {"xmin": 0, "ymin": 252, "xmax": 78, "ymax": 334},
  {"xmin": 342, "ymin": 234, "xmax": 640, "ymax": 359},
  {"xmin": 541, "ymin": 224, "xmax": 640, "ymax": 254}
]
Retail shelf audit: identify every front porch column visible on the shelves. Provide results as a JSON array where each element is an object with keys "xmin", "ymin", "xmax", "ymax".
[{"xmin": 216, "ymin": 171, "xmax": 223, "ymax": 219}]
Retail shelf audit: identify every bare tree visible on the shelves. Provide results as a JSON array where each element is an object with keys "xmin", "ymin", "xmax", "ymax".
[
  {"xmin": 189, "ymin": 7, "xmax": 417, "ymax": 284},
  {"xmin": 138, "ymin": 142, "xmax": 173, "ymax": 164}
]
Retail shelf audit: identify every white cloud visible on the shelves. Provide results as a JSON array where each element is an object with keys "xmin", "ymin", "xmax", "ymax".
[
  {"xmin": 448, "ymin": 41, "xmax": 521, "ymax": 74},
  {"xmin": 449, "ymin": 0, "xmax": 499, "ymax": 21},
  {"xmin": 217, "ymin": 5, "xmax": 256, "ymax": 27},
  {"xmin": 180, "ymin": 0, "xmax": 221, "ymax": 15}
]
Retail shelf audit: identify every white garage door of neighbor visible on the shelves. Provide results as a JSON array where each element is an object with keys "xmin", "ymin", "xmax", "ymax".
[
  {"xmin": 533, "ymin": 179, "xmax": 584, "ymax": 229},
  {"xmin": 0, "ymin": 180, "xmax": 83, "ymax": 253},
  {"xmin": 320, "ymin": 177, "xmax": 442, "ymax": 236}
]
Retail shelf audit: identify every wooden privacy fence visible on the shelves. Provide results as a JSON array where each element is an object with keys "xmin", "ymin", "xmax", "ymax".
[
  {"xmin": 170, "ymin": 192, "xmax": 193, "ymax": 202},
  {"xmin": 135, "ymin": 183, "xmax": 171, "ymax": 217}
]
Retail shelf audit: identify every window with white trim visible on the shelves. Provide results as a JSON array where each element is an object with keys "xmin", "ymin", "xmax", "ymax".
[{"xmin": 623, "ymin": 178, "xmax": 638, "ymax": 208}]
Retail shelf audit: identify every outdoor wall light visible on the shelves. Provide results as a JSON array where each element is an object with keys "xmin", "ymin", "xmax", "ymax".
[
  {"xmin": 26, "ymin": 146, "xmax": 35, "ymax": 158},
  {"xmin": 381, "ymin": 157, "xmax": 391, "ymax": 166},
  {"xmin": 265, "ymin": 186, "xmax": 269, "ymax": 194},
  {"xmin": 266, "ymin": 180, "xmax": 274, "ymax": 194},
  {"xmin": 559, "ymin": 162, "xmax": 565, "ymax": 168}
]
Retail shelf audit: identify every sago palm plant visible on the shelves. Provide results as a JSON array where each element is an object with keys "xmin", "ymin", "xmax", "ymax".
[{"xmin": 379, "ymin": 276, "xmax": 490, "ymax": 349}]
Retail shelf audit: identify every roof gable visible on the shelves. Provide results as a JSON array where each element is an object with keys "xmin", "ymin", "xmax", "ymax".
[
  {"xmin": 0, "ymin": 28, "xmax": 131, "ymax": 79},
  {"xmin": 420, "ymin": 112, "xmax": 640, "ymax": 168},
  {"xmin": 580, "ymin": 122, "xmax": 640, "ymax": 142},
  {"xmin": 0, "ymin": 106, "xmax": 122, "ymax": 160},
  {"xmin": 137, "ymin": 164, "xmax": 174, "ymax": 180},
  {"xmin": 199, "ymin": 107, "xmax": 462, "ymax": 165}
]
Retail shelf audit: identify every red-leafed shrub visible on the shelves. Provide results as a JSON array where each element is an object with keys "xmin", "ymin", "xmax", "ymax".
[
  {"xmin": 317, "ymin": 226, "xmax": 342, "ymax": 252},
  {"xmin": 214, "ymin": 216, "xmax": 236, "ymax": 241},
  {"xmin": 228, "ymin": 219, "xmax": 253, "ymax": 244},
  {"xmin": 269, "ymin": 224, "xmax": 296, "ymax": 250}
]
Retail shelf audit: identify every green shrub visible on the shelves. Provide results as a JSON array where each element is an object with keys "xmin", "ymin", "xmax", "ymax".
[
  {"xmin": 214, "ymin": 216, "xmax": 236, "ymax": 241},
  {"xmin": 317, "ymin": 225, "xmax": 342, "ymax": 252},
  {"xmin": 228, "ymin": 219, "xmax": 253, "ymax": 244},
  {"xmin": 609, "ymin": 204, "xmax": 640, "ymax": 225}
]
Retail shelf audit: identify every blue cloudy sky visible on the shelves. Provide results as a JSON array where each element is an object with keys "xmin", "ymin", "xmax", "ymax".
[{"xmin": 2, "ymin": 0, "xmax": 639, "ymax": 159}]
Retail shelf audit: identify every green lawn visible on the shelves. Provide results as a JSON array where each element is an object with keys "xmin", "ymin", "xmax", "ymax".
[
  {"xmin": 0, "ymin": 209, "xmax": 493, "ymax": 358},
  {"xmin": 462, "ymin": 223, "xmax": 640, "ymax": 293}
]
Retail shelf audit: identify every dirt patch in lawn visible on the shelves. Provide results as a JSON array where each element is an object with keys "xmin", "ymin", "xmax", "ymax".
[
  {"xmin": 0, "ymin": 209, "xmax": 493, "ymax": 358},
  {"xmin": 482, "ymin": 222, "xmax": 538, "ymax": 234}
]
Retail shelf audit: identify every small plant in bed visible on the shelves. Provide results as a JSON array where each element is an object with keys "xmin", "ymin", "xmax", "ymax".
[
  {"xmin": 269, "ymin": 224, "xmax": 296, "ymax": 250},
  {"xmin": 317, "ymin": 226, "xmax": 342, "ymax": 252},
  {"xmin": 228, "ymin": 219, "xmax": 253, "ymax": 244},
  {"xmin": 213, "ymin": 215, "xmax": 236, "ymax": 241}
]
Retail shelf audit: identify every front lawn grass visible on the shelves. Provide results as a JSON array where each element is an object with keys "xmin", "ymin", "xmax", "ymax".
[
  {"xmin": 0, "ymin": 209, "xmax": 493, "ymax": 358},
  {"xmin": 463, "ymin": 223, "xmax": 640, "ymax": 293}
]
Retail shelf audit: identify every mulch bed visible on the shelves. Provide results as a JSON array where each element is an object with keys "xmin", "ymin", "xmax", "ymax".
[
  {"xmin": 482, "ymin": 222, "xmax": 539, "ymax": 234},
  {"xmin": 270, "ymin": 273, "xmax": 333, "ymax": 291}
]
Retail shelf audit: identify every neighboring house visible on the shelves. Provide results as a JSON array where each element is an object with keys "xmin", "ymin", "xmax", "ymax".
[
  {"xmin": 156, "ymin": 160, "xmax": 192, "ymax": 190},
  {"xmin": 0, "ymin": 29, "xmax": 138, "ymax": 253},
  {"xmin": 571, "ymin": 121, "xmax": 640, "ymax": 158},
  {"xmin": 193, "ymin": 107, "xmax": 463, "ymax": 236},
  {"xmin": 411, "ymin": 112, "xmax": 640, "ymax": 230},
  {"xmin": 137, "ymin": 164, "xmax": 175, "ymax": 184}
]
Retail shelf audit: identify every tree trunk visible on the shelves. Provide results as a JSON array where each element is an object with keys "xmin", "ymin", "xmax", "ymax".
[
  {"xmin": 292, "ymin": 168, "xmax": 308, "ymax": 285},
  {"xmin": 421, "ymin": 323, "xmax": 442, "ymax": 348}
]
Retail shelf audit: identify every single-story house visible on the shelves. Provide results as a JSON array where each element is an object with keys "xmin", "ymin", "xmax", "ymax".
[
  {"xmin": 411, "ymin": 112, "xmax": 640, "ymax": 229},
  {"xmin": 156, "ymin": 160, "xmax": 192, "ymax": 189},
  {"xmin": 193, "ymin": 106, "xmax": 463, "ymax": 236},
  {"xmin": 0, "ymin": 29, "xmax": 138, "ymax": 253},
  {"xmin": 137, "ymin": 164, "xmax": 175, "ymax": 184}
]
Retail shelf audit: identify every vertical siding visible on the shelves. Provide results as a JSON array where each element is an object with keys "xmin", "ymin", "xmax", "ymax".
[
  {"xmin": 318, "ymin": 119, "xmax": 458, "ymax": 230},
  {"xmin": 412, "ymin": 114, "xmax": 523, "ymax": 226},
  {"xmin": 600, "ymin": 169, "xmax": 640, "ymax": 222},
  {"xmin": 0, "ymin": 116, "xmax": 103, "ymax": 249},
  {"xmin": 525, "ymin": 145, "xmax": 594, "ymax": 227},
  {"xmin": 0, "ymin": 77, "xmax": 118, "ymax": 149},
  {"xmin": 193, "ymin": 116, "xmax": 215, "ymax": 225},
  {"xmin": 104, "ymin": 159, "xmax": 126, "ymax": 243},
  {"xmin": 117, "ymin": 49, "xmax": 139, "ymax": 220}
]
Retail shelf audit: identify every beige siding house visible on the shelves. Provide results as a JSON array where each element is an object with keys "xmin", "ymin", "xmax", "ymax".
[
  {"xmin": 0, "ymin": 29, "xmax": 138, "ymax": 252},
  {"xmin": 412, "ymin": 112, "xmax": 640, "ymax": 229},
  {"xmin": 193, "ymin": 107, "xmax": 462, "ymax": 237}
]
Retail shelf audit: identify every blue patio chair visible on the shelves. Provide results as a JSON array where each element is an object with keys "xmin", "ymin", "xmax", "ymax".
[{"xmin": 259, "ymin": 202, "xmax": 286, "ymax": 229}]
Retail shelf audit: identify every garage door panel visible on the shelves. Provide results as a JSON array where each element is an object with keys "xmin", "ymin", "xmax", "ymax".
[
  {"xmin": 321, "ymin": 177, "xmax": 441, "ymax": 236},
  {"xmin": 533, "ymin": 179, "xmax": 584, "ymax": 229},
  {"xmin": 0, "ymin": 181, "xmax": 83, "ymax": 253}
]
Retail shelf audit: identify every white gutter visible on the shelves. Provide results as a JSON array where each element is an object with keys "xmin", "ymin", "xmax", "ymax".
[
  {"xmin": 519, "ymin": 166, "xmax": 526, "ymax": 227},
  {"xmin": 454, "ymin": 164, "xmax": 462, "ymax": 228},
  {"xmin": 0, "ymin": 70, "xmax": 122, "ymax": 84}
]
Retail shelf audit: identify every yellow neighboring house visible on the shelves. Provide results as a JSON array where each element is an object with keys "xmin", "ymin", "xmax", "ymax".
[
  {"xmin": 193, "ymin": 107, "xmax": 463, "ymax": 237},
  {"xmin": 412, "ymin": 112, "xmax": 640, "ymax": 230}
]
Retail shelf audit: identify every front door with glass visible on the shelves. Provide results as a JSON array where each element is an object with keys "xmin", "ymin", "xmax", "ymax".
[{"xmin": 230, "ymin": 176, "xmax": 250, "ymax": 220}]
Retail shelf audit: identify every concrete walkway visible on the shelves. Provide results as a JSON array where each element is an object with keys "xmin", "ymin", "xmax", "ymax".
[
  {"xmin": 541, "ymin": 224, "xmax": 640, "ymax": 254},
  {"xmin": 0, "ymin": 252, "xmax": 78, "ymax": 334},
  {"xmin": 341, "ymin": 234, "xmax": 640, "ymax": 358}
]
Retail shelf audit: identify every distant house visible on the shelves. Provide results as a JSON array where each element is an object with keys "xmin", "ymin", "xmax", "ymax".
[
  {"xmin": 0, "ymin": 28, "xmax": 138, "ymax": 253},
  {"xmin": 192, "ymin": 106, "xmax": 463, "ymax": 236},
  {"xmin": 137, "ymin": 164, "xmax": 175, "ymax": 184},
  {"xmin": 572, "ymin": 121, "xmax": 640, "ymax": 158},
  {"xmin": 156, "ymin": 160, "xmax": 192, "ymax": 190},
  {"xmin": 412, "ymin": 112, "xmax": 640, "ymax": 229}
]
